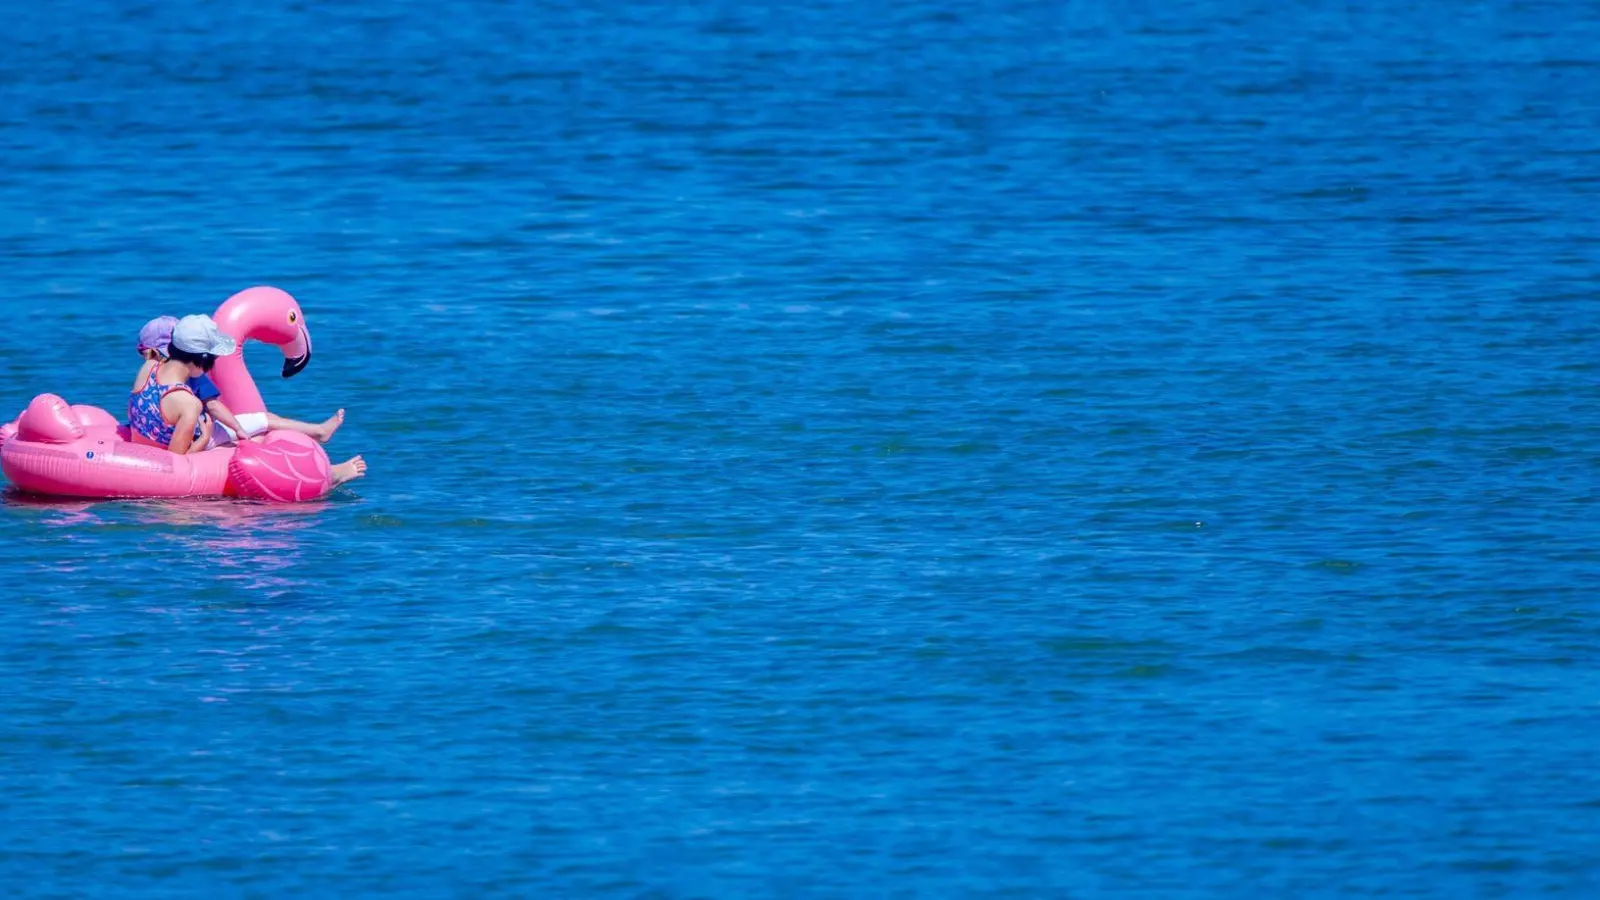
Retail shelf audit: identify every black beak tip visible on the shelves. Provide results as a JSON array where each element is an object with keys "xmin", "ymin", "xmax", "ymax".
[{"xmin": 283, "ymin": 353, "xmax": 310, "ymax": 378}]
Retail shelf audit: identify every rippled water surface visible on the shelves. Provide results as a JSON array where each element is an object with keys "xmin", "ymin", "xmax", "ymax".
[{"xmin": 3, "ymin": 0, "xmax": 1599, "ymax": 895}]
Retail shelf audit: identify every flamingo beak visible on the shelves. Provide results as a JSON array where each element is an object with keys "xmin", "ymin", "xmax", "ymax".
[{"xmin": 282, "ymin": 325, "xmax": 311, "ymax": 378}]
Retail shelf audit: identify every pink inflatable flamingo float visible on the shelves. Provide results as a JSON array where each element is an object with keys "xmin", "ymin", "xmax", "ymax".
[{"xmin": 1, "ymin": 287, "xmax": 344, "ymax": 502}]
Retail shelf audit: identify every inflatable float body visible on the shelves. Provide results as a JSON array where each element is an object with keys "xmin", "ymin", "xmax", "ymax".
[{"xmin": 0, "ymin": 287, "xmax": 334, "ymax": 502}]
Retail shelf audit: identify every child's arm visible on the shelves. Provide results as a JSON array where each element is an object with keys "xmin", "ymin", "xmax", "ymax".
[
  {"xmin": 131, "ymin": 359, "xmax": 157, "ymax": 392},
  {"xmin": 193, "ymin": 414, "xmax": 215, "ymax": 454},
  {"xmin": 204, "ymin": 398, "xmax": 248, "ymax": 442},
  {"xmin": 166, "ymin": 395, "xmax": 211, "ymax": 455}
]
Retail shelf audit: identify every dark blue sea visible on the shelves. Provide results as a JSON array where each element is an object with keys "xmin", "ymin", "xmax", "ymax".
[{"xmin": 2, "ymin": 0, "xmax": 1598, "ymax": 895}]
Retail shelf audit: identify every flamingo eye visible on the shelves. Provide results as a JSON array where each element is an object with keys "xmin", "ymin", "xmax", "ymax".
[{"xmin": 288, "ymin": 311, "xmax": 298, "ymax": 325}]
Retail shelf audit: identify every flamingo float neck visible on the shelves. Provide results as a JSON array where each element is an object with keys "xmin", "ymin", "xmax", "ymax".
[{"xmin": 207, "ymin": 286, "xmax": 313, "ymax": 438}]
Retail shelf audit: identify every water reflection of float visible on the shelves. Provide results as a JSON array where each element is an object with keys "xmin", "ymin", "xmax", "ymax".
[
  {"xmin": 137, "ymin": 500, "xmax": 323, "ymax": 595},
  {"xmin": 0, "ymin": 287, "xmax": 334, "ymax": 502},
  {"xmin": 3, "ymin": 493, "xmax": 325, "ymax": 597}
]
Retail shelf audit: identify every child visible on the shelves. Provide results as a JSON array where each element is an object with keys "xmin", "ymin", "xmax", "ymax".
[
  {"xmin": 136, "ymin": 315, "xmax": 345, "ymax": 446},
  {"xmin": 129, "ymin": 319, "xmax": 217, "ymax": 455},
  {"xmin": 132, "ymin": 315, "xmax": 365, "ymax": 484}
]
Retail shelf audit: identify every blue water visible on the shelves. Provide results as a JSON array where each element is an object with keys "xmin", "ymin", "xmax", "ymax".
[{"xmin": 3, "ymin": 0, "xmax": 1599, "ymax": 894}]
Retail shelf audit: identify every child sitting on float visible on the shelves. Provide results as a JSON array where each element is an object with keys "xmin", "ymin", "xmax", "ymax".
[
  {"xmin": 131, "ymin": 315, "xmax": 365, "ymax": 484},
  {"xmin": 135, "ymin": 315, "xmax": 346, "ymax": 446}
]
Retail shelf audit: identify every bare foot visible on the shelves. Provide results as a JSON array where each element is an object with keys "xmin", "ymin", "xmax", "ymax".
[
  {"xmin": 330, "ymin": 455, "xmax": 366, "ymax": 486},
  {"xmin": 312, "ymin": 409, "xmax": 345, "ymax": 444}
]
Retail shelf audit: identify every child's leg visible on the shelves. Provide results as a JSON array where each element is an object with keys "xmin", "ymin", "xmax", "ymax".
[
  {"xmin": 203, "ymin": 399, "xmax": 241, "ymax": 446},
  {"xmin": 265, "ymin": 409, "xmax": 344, "ymax": 443}
]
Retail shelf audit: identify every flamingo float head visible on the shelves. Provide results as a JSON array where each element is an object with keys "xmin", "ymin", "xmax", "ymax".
[
  {"xmin": 215, "ymin": 286, "xmax": 313, "ymax": 377},
  {"xmin": 208, "ymin": 286, "xmax": 316, "ymax": 437}
]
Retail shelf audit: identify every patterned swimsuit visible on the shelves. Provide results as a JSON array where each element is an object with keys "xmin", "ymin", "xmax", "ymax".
[{"xmin": 128, "ymin": 369, "xmax": 207, "ymax": 446}]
